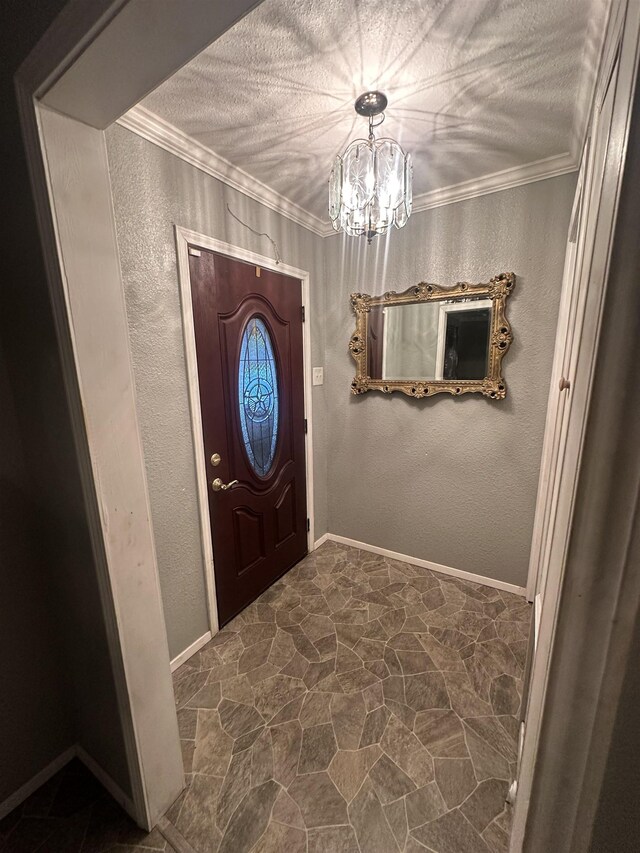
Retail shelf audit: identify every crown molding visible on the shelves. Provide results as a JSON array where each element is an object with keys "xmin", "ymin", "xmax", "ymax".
[
  {"xmin": 118, "ymin": 105, "xmax": 578, "ymax": 240},
  {"xmin": 410, "ymin": 152, "xmax": 578, "ymax": 215},
  {"xmin": 117, "ymin": 106, "xmax": 328, "ymax": 237}
]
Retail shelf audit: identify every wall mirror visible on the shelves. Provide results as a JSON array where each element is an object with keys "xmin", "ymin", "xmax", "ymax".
[{"xmin": 349, "ymin": 272, "xmax": 515, "ymax": 398}]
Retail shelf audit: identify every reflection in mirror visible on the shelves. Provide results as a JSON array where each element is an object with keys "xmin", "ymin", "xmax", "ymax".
[
  {"xmin": 350, "ymin": 273, "xmax": 515, "ymax": 399},
  {"xmin": 369, "ymin": 298, "xmax": 492, "ymax": 382}
]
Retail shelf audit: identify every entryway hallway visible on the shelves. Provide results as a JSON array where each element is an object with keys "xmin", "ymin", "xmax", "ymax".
[{"xmin": 168, "ymin": 541, "xmax": 529, "ymax": 852}]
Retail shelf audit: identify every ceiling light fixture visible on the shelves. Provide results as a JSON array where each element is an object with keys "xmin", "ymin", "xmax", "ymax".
[{"xmin": 329, "ymin": 91, "xmax": 412, "ymax": 243}]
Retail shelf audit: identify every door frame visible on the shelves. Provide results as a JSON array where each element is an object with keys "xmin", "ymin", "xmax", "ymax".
[
  {"xmin": 525, "ymin": 151, "xmax": 587, "ymax": 604},
  {"xmin": 510, "ymin": 0, "xmax": 640, "ymax": 847},
  {"xmin": 525, "ymin": 0, "xmax": 626, "ymax": 605},
  {"xmin": 174, "ymin": 227, "xmax": 315, "ymax": 636}
]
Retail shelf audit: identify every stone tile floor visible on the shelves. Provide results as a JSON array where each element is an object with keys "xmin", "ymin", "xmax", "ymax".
[
  {"xmin": 168, "ymin": 541, "xmax": 530, "ymax": 852},
  {"xmin": 0, "ymin": 759, "xmax": 176, "ymax": 852}
]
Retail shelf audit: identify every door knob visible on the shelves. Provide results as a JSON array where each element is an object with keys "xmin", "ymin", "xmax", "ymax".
[
  {"xmin": 559, "ymin": 377, "xmax": 571, "ymax": 392},
  {"xmin": 211, "ymin": 478, "xmax": 239, "ymax": 492}
]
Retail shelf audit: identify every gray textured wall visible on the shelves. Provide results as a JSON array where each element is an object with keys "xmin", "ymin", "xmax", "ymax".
[
  {"xmin": 324, "ymin": 174, "xmax": 576, "ymax": 589},
  {"xmin": 105, "ymin": 124, "xmax": 327, "ymax": 660}
]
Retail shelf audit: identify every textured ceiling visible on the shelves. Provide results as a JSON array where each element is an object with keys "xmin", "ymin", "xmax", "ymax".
[{"xmin": 141, "ymin": 0, "xmax": 606, "ymax": 222}]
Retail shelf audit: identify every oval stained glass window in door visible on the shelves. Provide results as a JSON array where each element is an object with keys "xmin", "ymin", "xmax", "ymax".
[{"xmin": 238, "ymin": 317, "xmax": 279, "ymax": 476}]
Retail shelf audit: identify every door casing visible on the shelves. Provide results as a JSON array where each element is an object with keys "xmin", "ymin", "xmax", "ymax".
[
  {"xmin": 174, "ymin": 227, "xmax": 315, "ymax": 638},
  {"xmin": 511, "ymin": 0, "xmax": 640, "ymax": 848},
  {"xmin": 525, "ymin": 5, "xmax": 625, "ymax": 606}
]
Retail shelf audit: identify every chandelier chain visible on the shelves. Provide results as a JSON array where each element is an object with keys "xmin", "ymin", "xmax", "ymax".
[{"xmin": 368, "ymin": 113, "xmax": 385, "ymax": 140}]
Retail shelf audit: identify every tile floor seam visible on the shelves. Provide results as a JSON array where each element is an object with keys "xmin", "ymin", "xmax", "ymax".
[{"xmin": 157, "ymin": 816, "xmax": 199, "ymax": 853}]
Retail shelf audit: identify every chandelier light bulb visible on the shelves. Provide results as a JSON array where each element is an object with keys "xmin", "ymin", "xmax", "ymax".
[{"xmin": 329, "ymin": 91, "xmax": 413, "ymax": 243}]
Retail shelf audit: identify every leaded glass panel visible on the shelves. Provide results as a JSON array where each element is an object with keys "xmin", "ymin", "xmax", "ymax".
[{"xmin": 238, "ymin": 317, "xmax": 279, "ymax": 476}]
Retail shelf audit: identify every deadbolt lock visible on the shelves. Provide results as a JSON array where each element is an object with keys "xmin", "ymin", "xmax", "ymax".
[{"xmin": 210, "ymin": 453, "xmax": 221, "ymax": 466}]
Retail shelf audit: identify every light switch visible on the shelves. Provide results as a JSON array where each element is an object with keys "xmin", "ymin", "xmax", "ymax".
[{"xmin": 312, "ymin": 367, "xmax": 324, "ymax": 386}]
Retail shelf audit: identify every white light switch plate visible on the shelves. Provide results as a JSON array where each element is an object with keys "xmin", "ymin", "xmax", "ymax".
[{"xmin": 312, "ymin": 367, "xmax": 324, "ymax": 386}]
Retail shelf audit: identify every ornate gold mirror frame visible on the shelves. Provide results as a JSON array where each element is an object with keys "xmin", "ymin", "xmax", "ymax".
[{"xmin": 349, "ymin": 272, "xmax": 515, "ymax": 399}]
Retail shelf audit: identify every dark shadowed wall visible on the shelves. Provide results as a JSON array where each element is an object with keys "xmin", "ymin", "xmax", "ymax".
[{"xmin": 0, "ymin": 0, "xmax": 131, "ymax": 805}]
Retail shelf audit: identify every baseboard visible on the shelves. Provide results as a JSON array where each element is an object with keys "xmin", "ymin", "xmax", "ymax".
[
  {"xmin": 170, "ymin": 631, "xmax": 212, "ymax": 672},
  {"xmin": 325, "ymin": 534, "xmax": 527, "ymax": 597},
  {"xmin": 76, "ymin": 746, "xmax": 135, "ymax": 819},
  {"xmin": 0, "ymin": 744, "xmax": 135, "ymax": 824},
  {"xmin": 165, "ymin": 535, "xmax": 525, "ymax": 682},
  {"xmin": 313, "ymin": 533, "xmax": 330, "ymax": 550},
  {"xmin": 0, "ymin": 746, "xmax": 76, "ymax": 820}
]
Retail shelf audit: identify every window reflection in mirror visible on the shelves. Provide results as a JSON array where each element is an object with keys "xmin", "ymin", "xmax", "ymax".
[{"xmin": 367, "ymin": 297, "xmax": 492, "ymax": 382}]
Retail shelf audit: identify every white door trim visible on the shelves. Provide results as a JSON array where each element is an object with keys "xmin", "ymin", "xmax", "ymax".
[
  {"xmin": 525, "ymin": 3, "xmax": 624, "ymax": 604},
  {"xmin": 525, "ymin": 157, "xmax": 585, "ymax": 602},
  {"xmin": 174, "ymin": 227, "xmax": 315, "ymax": 635},
  {"xmin": 29, "ymin": 103, "xmax": 184, "ymax": 831}
]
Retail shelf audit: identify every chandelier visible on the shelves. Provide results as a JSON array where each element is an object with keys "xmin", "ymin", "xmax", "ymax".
[{"xmin": 329, "ymin": 91, "xmax": 412, "ymax": 243}]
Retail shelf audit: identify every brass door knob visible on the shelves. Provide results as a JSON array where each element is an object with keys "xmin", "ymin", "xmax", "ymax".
[{"xmin": 211, "ymin": 478, "xmax": 239, "ymax": 492}]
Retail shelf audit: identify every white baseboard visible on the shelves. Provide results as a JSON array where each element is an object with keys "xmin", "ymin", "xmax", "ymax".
[
  {"xmin": 170, "ymin": 631, "xmax": 212, "ymax": 672},
  {"xmin": 76, "ymin": 745, "xmax": 135, "ymax": 820},
  {"xmin": 324, "ymin": 534, "xmax": 527, "ymax": 597},
  {"xmin": 0, "ymin": 744, "xmax": 135, "ymax": 824},
  {"xmin": 166, "ymin": 534, "xmax": 525, "ymax": 679},
  {"xmin": 313, "ymin": 533, "xmax": 330, "ymax": 550},
  {"xmin": 0, "ymin": 746, "xmax": 76, "ymax": 820}
]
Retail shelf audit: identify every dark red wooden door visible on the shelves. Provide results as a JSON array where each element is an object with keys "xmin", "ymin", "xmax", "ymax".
[{"xmin": 188, "ymin": 247, "xmax": 307, "ymax": 625}]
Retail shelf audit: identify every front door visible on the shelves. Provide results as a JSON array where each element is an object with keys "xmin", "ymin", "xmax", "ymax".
[{"xmin": 188, "ymin": 248, "xmax": 308, "ymax": 625}]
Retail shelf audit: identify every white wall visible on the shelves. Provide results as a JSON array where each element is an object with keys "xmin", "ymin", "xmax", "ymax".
[
  {"xmin": 324, "ymin": 174, "xmax": 576, "ymax": 589},
  {"xmin": 106, "ymin": 124, "xmax": 327, "ymax": 660}
]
